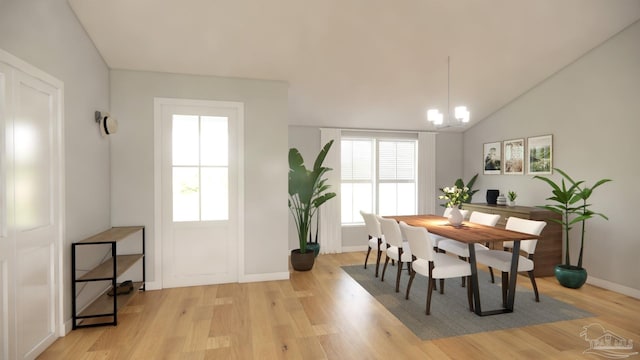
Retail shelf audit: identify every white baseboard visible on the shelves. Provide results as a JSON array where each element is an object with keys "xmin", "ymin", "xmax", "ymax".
[
  {"xmin": 240, "ymin": 271, "xmax": 290, "ymax": 283},
  {"xmin": 587, "ymin": 276, "xmax": 640, "ymax": 299},
  {"xmin": 145, "ymin": 280, "xmax": 162, "ymax": 291},
  {"xmin": 60, "ymin": 319, "xmax": 72, "ymax": 336},
  {"xmin": 342, "ymin": 245, "xmax": 367, "ymax": 252}
]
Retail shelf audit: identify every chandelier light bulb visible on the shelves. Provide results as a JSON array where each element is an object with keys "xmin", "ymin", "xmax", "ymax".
[
  {"xmin": 454, "ymin": 106, "xmax": 470, "ymax": 123},
  {"xmin": 427, "ymin": 109, "xmax": 443, "ymax": 125}
]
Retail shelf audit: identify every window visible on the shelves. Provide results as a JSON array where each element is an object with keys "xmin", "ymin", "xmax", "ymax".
[
  {"xmin": 341, "ymin": 137, "xmax": 417, "ymax": 224},
  {"xmin": 172, "ymin": 114, "xmax": 228, "ymax": 221}
]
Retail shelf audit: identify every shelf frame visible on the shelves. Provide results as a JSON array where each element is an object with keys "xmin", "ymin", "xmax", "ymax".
[{"xmin": 72, "ymin": 226, "xmax": 145, "ymax": 329}]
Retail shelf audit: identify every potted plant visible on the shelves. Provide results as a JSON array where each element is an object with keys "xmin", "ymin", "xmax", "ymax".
[
  {"xmin": 288, "ymin": 140, "xmax": 336, "ymax": 271},
  {"xmin": 439, "ymin": 173, "xmax": 478, "ymax": 208},
  {"xmin": 533, "ymin": 168, "xmax": 611, "ymax": 288},
  {"xmin": 507, "ymin": 191, "xmax": 517, "ymax": 207}
]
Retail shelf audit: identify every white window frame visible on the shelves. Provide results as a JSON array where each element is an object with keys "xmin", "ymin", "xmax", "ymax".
[{"xmin": 341, "ymin": 132, "xmax": 419, "ymax": 225}]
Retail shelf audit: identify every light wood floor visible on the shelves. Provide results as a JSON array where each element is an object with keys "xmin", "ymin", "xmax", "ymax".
[{"xmin": 40, "ymin": 252, "xmax": 639, "ymax": 359}]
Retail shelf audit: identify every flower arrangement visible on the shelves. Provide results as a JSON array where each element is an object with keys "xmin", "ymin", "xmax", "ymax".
[{"xmin": 439, "ymin": 186, "xmax": 471, "ymax": 208}]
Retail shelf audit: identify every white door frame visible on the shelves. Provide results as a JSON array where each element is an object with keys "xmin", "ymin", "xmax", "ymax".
[
  {"xmin": 0, "ymin": 48, "xmax": 65, "ymax": 357},
  {"xmin": 152, "ymin": 97, "xmax": 244, "ymax": 289}
]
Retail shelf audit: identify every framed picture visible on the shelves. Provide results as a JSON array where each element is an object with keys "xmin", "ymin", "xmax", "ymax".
[
  {"xmin": 483, "ymin": 141, "xmax": 502, "ymax": 174},
  {"xmin": 527, "ymin": 134, "xmax": 553, "ymax": 174},
  {"xmin": 503, "ymin": 138, "xmax": 525, "ymax": 175}
]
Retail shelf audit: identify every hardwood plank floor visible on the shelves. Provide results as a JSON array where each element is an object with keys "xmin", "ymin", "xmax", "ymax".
[{"xmin": 40, "ymin": 252, "xmax": 640, "ymax": 359}]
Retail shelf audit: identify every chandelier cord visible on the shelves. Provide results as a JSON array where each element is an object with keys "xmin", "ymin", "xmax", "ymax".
[{"xmin": 447, "ymin": 56, "xmax": 451, "ymax": 119}]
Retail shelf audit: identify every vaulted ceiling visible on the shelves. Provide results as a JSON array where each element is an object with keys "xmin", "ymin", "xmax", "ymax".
[{"xmin": 69, "ymin": 0, "xmax": 640, "ymax": 132}]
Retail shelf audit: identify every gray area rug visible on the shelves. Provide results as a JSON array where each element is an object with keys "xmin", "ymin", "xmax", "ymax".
[{"xmin": 342, "ymin": 264, "xmax": 593, "ymax": 340}]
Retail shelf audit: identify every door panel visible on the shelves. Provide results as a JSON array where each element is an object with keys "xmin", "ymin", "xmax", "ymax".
[
  {"xmin": 158, "ymin": 100, "xmax": 242, "ymax": 289},
  {"xmin": 14, "ymin": 78, "xmax": 53, "ymax": 231},
  {"xmin": 0, "ymin": 51, "xmax": 61, "ymax": 360},
  {"xmin": 13, "ymin": 71, "xmax": 58, "ymax": 360}
]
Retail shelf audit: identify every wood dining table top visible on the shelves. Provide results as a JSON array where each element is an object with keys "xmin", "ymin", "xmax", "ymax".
[{"xmin": 386, "ymin": 215, "xmax": 540, "ymax": 244}]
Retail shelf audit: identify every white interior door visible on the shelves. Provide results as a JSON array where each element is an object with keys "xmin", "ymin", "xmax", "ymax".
[
  {"xmin": 0, "ymin": 50, "xmax": 62, "ymax": 360},
  {"xmin": 158, "ymin": 99, "xmax": 242, "ymax": 288}
]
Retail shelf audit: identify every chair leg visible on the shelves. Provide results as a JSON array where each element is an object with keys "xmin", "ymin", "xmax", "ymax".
[
  {"xmin": 439, "ymin": 278, "xmax": 445, "ymax": 294},
  {"xmin": 466, "ymin": 276, "xmax": 474, "ymax": 312},
  {"xmin": 459, "ymin": 256, "xmax": 466, "ymax": 287},
  {"xmin": 528, "ymin": 271, "xmax": 540, "ymax": 302},
  {"xmin": 426, "ymin": 278, "xmax": 434, "ymax": 315},
  {"xmin": 501, "ymin": 272, "xmax": 509, "ymax": 307},
  {"xmin": 381, "ymin": 256, "xmax": 390, "ymax": 282},
  {"xmin": 395, "ymin": 261, "xmax": 403, "ymax": 293},
  {"xmin": 489, "ymin": 267, "xmax": 495, "ymax": 283},
  {"xmin": 405, "ymin": 269, "xmax": 416, "ymax": 300},
  {"xmin": 375, "ymin": 249, "xmax": 383, "ymax": 277},
  {"xmin": 364, "ymin": 247, "xmax": 372, "ymax": 269}
]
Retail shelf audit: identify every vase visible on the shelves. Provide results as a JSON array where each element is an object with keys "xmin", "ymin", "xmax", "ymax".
[
  {"xmin": 508, "ymin": 200, "xmax": 516, "ymax": 207},
  {"xmin": 486, "ymin": 189, "xmax": 499, "ymax": 204},
  {"xmin": 447, "ymin": 207, "xmax": 464, "ymax": 227}
]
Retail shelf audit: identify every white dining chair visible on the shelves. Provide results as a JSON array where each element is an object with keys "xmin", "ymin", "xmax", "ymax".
[
  {"xmin": 437, "ymin": 211, "xmax": 501, "ymax": 286},
  {"xmin": 475, "ymin": 217, "xmax": 547, "ymax": 304},
  {"xmin": 379, "ymin": 217, "xmax": 412, "ymax": 293},
  {"xmin": 400, "ymin": 222, "xmax": 473, "ymax": 315},
  {"xmin": 438, "ymin": 211, "xmax": 500, "ymax": 258},
  {"xmin": 360, "ymin": 210, "xmax": 386, "ymax": 278}
]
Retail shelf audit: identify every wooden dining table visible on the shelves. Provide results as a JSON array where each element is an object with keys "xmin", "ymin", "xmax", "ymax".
[{"xmin": 387, "ymin": 214, "xmax": 541, "ymax": 316}]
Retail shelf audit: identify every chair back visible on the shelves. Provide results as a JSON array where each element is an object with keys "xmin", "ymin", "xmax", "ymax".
[
  {"xmin": 400, "ymin": 222, "xmax": 434, "ymax": 262},
  {"xmin": 360, "ymin": 210, "xmax": 382, "ymax": 238},
  {"xmin": 378, "ymin": 217, "xmax": 403, "ymax": 247},
  {"xmin": 469, "ymin": 211, "xmax": 501, "ymax": 227},
  {"xmin": 505, "ymin": 217, "xmax": 547, "ymax": 255},
  {"xmin": 443, "ymin": 207, "xmax": 469, "ymax": 220}
]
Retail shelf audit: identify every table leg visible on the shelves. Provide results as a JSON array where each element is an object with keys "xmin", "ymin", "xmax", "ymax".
[
  {"xmin": 469, "ymin": 242, "xmax": 521, "ymax": 316},
  {"xmin": 506, "ymin": 240, "xmax": 521, "ymax": 311},
  {"xmin": 468, "ymin": 243, "xmax": 482, "ymax": 315}
]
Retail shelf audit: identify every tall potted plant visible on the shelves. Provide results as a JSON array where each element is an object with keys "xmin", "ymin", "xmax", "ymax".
[
  {"xmin": 534, "ymin": 168, "xmax": 611, "ymax": 288},
  {"xmin": 288, "ymin": 140, "xmax": 336, "ymax": 271}
]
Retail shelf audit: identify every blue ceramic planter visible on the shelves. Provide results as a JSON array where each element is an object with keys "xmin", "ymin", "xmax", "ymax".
[
  {"xmin": 306, "ymin": 242, "xmax": 320, "ymax": 257},
  {"xmin": 554, "ymin": 264, "xmax": 588, "ymax": 289}
]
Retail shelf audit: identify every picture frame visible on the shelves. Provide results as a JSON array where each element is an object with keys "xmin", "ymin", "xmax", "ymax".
[
  {"xmin": 483, "ymin": 141, "xmax": 502, "ymax": 175},
  {"xmin": 527, "ymin": 134, "xmax": 553, "ymax": 174},
  {"xmin": 503, "ymin": 138, "xmax": 525, "ymax": 175}
]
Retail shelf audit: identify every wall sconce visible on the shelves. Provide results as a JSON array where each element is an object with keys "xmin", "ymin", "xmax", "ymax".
[{"xmin": 95, "ymin": 111, "xmax": 118, "ymax": 136}]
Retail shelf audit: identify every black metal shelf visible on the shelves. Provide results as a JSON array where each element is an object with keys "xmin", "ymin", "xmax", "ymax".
[{"xmin": 71, "ymin": 226, "xmax": 145, "ymax": 329}]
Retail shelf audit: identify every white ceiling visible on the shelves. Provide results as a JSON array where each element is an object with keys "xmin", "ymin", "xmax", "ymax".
[{"xmin": 69, "ymin": 0, "xmax": 640, "ymax": 132}]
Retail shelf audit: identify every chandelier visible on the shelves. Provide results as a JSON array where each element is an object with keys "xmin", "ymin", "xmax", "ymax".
[{"xmin": 426, "ymin": 56, "xmax": 470, "ymax": 126}]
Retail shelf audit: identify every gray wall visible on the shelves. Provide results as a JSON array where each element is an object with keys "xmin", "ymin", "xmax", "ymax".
[
  {"xmin": 463, "ymin": 20, "xmax": 640, "ymax": 293},
  {"xmin": 0, "ymin": 0, "xmax": 111, "ymax": 322},
  {"xmin": 110, "ymin": 70, "xmax": 289, "ymax": 281}
]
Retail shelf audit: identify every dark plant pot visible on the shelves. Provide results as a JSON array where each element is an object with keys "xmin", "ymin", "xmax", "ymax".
[
  {"xmin": 555, "ymin": 264, "xmax": 588, "ymax": 289},
  {"xmin": 306, "ymin": 242, "xmax": 320, "ymax": 257},
  {"xmin": 291, "ymin": 249, "xmax": 315, "ymax": 271}
]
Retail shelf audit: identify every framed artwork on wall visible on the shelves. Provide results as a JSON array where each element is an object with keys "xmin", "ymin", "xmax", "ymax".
[
  {"xmin": 527, "ymin": 134, "xmax": 553, "ymax": 174},
  {"xmin": 503, "ymin": 138, "xmax": 525, "ymax": 175},
  {"xmin": 483, "ymin": 141, "xmax": 502, "ymax": 174}
]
